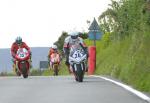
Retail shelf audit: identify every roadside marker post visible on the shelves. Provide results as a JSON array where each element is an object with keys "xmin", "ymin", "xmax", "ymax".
[{"xmin": 88, "ymin": 18, "xmax": 102, "ymax": 75}]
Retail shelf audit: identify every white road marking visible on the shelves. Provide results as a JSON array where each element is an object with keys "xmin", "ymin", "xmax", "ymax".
[{"xmin": 91, "ymin": 75, "xmax": 150, "ymax": 103}]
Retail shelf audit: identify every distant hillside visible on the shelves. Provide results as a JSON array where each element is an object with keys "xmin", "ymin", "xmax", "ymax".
[{"xmin": 0, "ymin": 47, "xmax": 50, "ymax": 72}]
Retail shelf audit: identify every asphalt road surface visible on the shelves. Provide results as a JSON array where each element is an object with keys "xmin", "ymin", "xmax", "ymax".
[{"xmin": 0, "ymin": 76, "xmax": 148, "ymax": 103}]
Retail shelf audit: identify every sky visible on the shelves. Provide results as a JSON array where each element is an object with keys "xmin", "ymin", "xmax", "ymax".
[{"xmin": 0, "ymin": 0, "xmax": 111, "ymax": 48}]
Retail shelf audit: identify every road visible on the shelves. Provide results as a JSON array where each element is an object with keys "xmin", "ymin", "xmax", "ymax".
[{"xmin": 0, "ymin": 76, "xmax": 148, "ymax": 103}]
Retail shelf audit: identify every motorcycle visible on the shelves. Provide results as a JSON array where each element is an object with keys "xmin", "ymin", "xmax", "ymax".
[
  {"xmin": 50, "ymin": 53, "xmax": 60, "ymax": 76},
  {"xmin": 69, "ymin": 46, "xmax": 87, "ymax": 82},
  {"xmin": 15, "ymin": 48, "xmax": 30, "ymax": 78}
]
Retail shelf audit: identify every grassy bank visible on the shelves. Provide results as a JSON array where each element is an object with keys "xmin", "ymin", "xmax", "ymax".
[{"xmin": 85, "ymin": 33, "xmax": 150, "ymax": 93}]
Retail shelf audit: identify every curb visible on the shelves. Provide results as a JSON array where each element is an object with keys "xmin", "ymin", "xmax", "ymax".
[{"xmin": 91, "ymin": 75, "xmax": 150, "ymax": 103}]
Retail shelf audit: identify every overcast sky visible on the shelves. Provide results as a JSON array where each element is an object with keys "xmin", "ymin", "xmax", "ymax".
[{"xmin": 0, "ymin": 0, "xmax": 111, "ymax": 48}]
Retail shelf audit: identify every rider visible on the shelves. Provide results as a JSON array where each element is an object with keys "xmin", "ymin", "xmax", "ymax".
[
  {"xmin": 11, "ymin": 36, "xmax": 32, "ymax": 73},
  {"xmin": 63, "ymin": 31, "xmax": 88, "ymax": 73},
  {"xmin": 48, "ymin": 44, "xmax": 60, "ymax": 69}
]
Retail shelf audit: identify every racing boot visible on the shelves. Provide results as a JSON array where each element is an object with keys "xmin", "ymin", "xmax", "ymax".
[
  {"xmin": 13, "ymin": 63, "xmax": 16, "ymax": 72},
  {"xmin": 85, "ymin": 61, "xmax": 88, "ymax": 72},
  {"xmin": 28, "ymin": 59, "xmax": 32, "ymax": 68},
  {"xmin": 85, "ymin": 65, "xmax": 88, "ymax": 72},
  {"xmin": 68, "ymin": 65, "xmax": 72, "ymax": 74},
  {"xmin": 65, "ymin": 59, "xmax": 72, "ymax": 74},
  {"xmin": 14, "ymin": 62, "xmax": 21, "ymax": 76}
]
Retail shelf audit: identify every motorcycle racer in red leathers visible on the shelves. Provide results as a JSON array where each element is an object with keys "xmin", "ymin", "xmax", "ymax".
[{"xmin": 11, "ymin": 36, "xmax": 32, "ymax": 75}]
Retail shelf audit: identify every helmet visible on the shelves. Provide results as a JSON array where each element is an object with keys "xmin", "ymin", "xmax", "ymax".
[
  {"xmin": 69, "ymin": 31, "xmax": 79, "ymax": 39},
  {"xmin": 15, "ymin": 36, "xmax": 22, "ymax": 44},
  {"xmin": 51, "ymin": 44, "xmax": 57, "ymax": 50}
]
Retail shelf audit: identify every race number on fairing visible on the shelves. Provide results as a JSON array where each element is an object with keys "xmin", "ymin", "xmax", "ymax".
[
  {"xmin": 72, "ymin": 50, "xmax": 83, "ymax": 58},
  {"xmin": 17, "ymin": 48, "xmax": 28, "ymax": 58}
]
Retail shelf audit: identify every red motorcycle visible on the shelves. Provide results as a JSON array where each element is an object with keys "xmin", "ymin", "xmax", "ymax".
[{"xmin": 15, "ymin": 48, "xmax": 30, "ymax": 78}]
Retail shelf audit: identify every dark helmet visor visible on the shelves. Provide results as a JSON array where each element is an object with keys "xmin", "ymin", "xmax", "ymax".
[{"xmin": 71, "ymin": 35, "xmax": 78, "ymax": 39}]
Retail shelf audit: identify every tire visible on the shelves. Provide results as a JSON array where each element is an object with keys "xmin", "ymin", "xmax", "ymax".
[
  {"xmin": 20, "ymin": 61, "xmax": 29, "ymax": 78},
  {"xmin": 23, "ymin": 74, "xmax": 28, "ymax": 78},
  {"xmin": 75, "ymin": 64, "xmax": 84, "ymax": 82}
]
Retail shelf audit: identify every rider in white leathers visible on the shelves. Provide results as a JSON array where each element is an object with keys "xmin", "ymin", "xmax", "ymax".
[{"xmin": 63, "ymin": 31, "xmax": 88, "ymax": 73}]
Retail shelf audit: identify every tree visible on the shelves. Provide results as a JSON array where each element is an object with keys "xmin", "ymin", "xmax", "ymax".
[
  {"xmin": 79, "ymin": 32, "xmax": 88, "ymax": 39},
  {"xmin": 54, "ymin": 31, "xmax": 68, "ymax": 51},
  {"xmin": 98, "ymin": 0, "xmax": 147, "ymax": 40}
]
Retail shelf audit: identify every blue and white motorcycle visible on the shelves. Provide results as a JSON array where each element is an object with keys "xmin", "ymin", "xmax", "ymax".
[{"xmin": 69, "ymin": 47, "xmax": 87, "ymax": 82}]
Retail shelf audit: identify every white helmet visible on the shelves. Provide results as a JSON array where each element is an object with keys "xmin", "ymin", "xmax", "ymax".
[
  {"xmin": 51, "ymin": 44, "xmax": 57, "ymax": 49},
  {"xmin": 69, "ymin": 31, "xmax": 79, "ymax": 39}
]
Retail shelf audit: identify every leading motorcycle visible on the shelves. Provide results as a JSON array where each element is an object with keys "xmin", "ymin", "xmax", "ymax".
[
  {"xmin": 15, "ymin": 48, "xmax": 30, "ymax": 78},
  {"xmin": 69, "ymin": 46, "xmax": 87, "ymax": 82}
]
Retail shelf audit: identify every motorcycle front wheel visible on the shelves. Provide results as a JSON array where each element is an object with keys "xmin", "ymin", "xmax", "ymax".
[
  {"xmin": 19, "ymin": 61, "xmax": 29, "ymax": 78},
  {"xmin": 75, "ymin": 64, "xmax": 84, "ymax": 82}
]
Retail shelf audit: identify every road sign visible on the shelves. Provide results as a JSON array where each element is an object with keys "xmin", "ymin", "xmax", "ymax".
[
  {"xmin": 88, "ymin": 18, "xmax": 100, "ymax": 31},
  {"xmin": 88, "ymin": 31, "xmax": 102, "ymax": 40},
  {"xmin": 88, "ymin": 18, "xmax": 102, "ymax": 45}
]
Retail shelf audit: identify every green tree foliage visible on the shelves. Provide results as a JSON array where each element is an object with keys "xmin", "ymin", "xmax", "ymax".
[
  {"xmin": 79, "ymin": 32, "xmax": 88, "ymax": 39},
  {"xmin": 54, "ymin": 31, "xmax": 68, "ymax": 51},
  {"xmin": 99, "ymin": 0, "xmax": 150, "ymax": 40}
]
